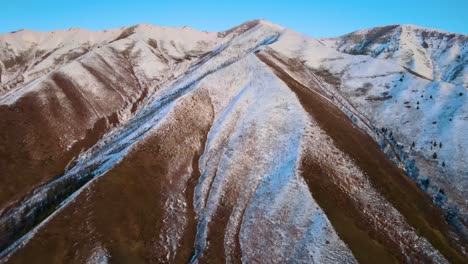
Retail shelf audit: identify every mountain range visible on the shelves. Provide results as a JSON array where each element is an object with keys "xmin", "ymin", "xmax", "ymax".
[{"xmin": 0, "ymin": 20, "xmax": 467, "ymax": 263}]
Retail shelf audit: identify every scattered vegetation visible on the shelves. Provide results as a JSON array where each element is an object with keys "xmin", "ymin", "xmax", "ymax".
[
  {"xmin": 355, "ymin": 82, "xmax": 373, "ymax": 96},
  {"xmin": 420, "ymin": 177, "xmax": 430, "ymax": 190},
  {"xmin": 1, "ymin": 172, "xmax": 96, "ymax": 253}
]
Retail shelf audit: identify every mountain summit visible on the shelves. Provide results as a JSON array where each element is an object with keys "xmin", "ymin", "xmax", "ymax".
[{"xmin": 0, "ymin": 20, "xmax": 467, "ymax": 263}]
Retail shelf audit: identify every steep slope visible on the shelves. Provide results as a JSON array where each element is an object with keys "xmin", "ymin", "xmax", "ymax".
[
  {"xmin": 0, "ymin": 20, "xmax": 467, "ymax": 263},
  {"xmin": 321, "ymin": 25, "xmax": 468, "ymax": 86},
  {"xmin": 0, "ymin": 24, "xmax": 225, "ymax": 214}
]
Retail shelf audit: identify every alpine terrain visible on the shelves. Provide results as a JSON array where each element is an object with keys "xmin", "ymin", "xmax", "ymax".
[{"xmin": 0, "ymin": 20, "xmax": 467, "ymax": 263}]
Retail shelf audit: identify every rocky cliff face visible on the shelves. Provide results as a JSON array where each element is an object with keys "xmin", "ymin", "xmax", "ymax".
[
  {"xmin": 321, "ymin": 24, "xmax": 468, "ymax": 86},
  {"xmin": 0, "ymin": 20, "xmax": 466, "ymax": 263}
]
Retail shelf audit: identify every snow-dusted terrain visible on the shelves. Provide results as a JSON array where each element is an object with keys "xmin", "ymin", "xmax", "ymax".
[{"xmin": 0, "ymin": 20, "xmax": 466, "ymax": 263}]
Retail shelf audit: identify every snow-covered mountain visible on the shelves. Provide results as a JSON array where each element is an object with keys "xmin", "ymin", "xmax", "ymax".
[
  {"xmin": 320, "ymin": 24, "xmax": 468, "ymax": 86},
  {"xmin": 0, "ymin": 20, "xmax": 466, "ymax": 263}
]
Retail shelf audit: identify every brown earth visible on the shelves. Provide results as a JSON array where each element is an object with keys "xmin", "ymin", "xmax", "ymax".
[
  {"xmin": 0, "ymin": 51, "xmax": 153, "ymax": 214},
  {"xmin": 4, "ymin": 87, "xmax": 215, "ymax": 264},
  {"xmin": 0, "ymin": 79, "xmax": 113, "ymax": 214}
]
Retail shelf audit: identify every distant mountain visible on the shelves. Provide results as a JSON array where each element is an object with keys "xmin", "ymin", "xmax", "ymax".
[
  {"xmin": 321, "ymin": 24, "xmax": 468, "ymax": 86},
  {"xmin": 0, "ymin": 20, "xmax": 466, "ymax": 263}
]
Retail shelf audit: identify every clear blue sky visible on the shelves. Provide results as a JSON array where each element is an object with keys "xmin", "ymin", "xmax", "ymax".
[{"xmin": 1, "ymin": 0, "xmax": 467, "ymax": 37}]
